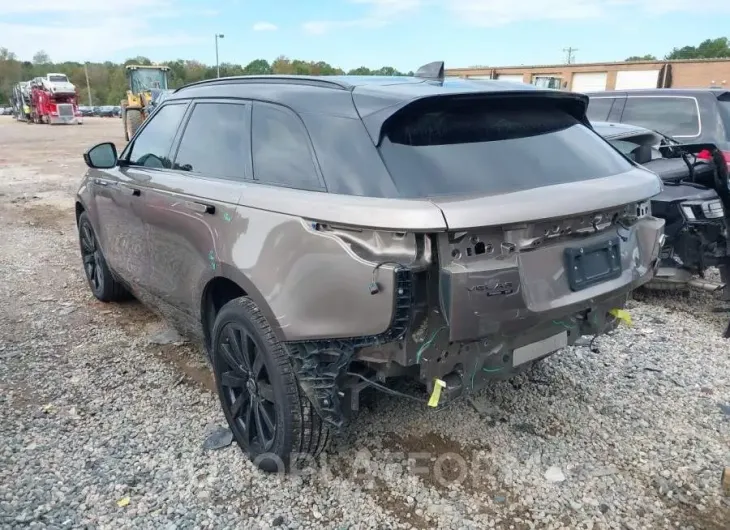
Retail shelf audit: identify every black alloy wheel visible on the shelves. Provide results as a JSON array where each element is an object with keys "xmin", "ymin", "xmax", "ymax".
[
  {"xmin": 211, "ymin": 297, "xmax": 330, "ymax": 473},
  {"xmin": 77, "ymin": 211, "xmax": 128, "ymax": 302},
  {"xmin": 217, "ymin": 322, "xmax": 278, "ymax": 453}
]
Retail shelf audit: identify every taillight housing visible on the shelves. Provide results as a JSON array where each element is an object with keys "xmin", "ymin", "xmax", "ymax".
[{"xmin": 697, "ymin": 148, "xmax": 730, "ymax": 167}]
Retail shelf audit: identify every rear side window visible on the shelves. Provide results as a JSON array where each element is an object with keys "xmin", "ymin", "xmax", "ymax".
[
  {"xmin": 173, "ymin": 102, "xmax": 250, "ymax": 180},
  {"xmin": 251, "ymin": 102, "xmax": 322, "ymax": 191},
  {"xmin": 718, "ymin": 93, "xmax": 730, "ymax": 141},
  {"xmin": 378, "ymin": 99, "xmax": 633, "ymax": 198},
  {"xmin": 587, "ymin": 98, "xmax": 614, "ymax": 122},
  {"xmin": 128, "ymin": 103, "xmax": 187, "ymax": 168},
  {"xmin": 621, "ymin": 97, "xmax": 699, "ymax": 137}
]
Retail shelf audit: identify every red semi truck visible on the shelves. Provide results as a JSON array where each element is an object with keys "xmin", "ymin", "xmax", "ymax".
[{"xmin": 28, "ymin": 74, "xmax": 82, "ymax": 125}]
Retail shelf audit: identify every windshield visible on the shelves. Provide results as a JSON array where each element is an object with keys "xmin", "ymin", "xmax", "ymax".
[
  {"xmin": 378, "ymin": 99, "xmax": 633, "ymax": 198},
  {"xmin": 130, "ymin": 69, "xmax": 168, "ymax": 92},
  {"xmin": 49, "ymin": 75, "xmax": 68, "ymax": 83}
]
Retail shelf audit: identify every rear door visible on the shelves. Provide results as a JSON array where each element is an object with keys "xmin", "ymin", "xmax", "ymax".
[{"xmin": 135, "ymin": 99, "xmax": 251, "ymax": 319}]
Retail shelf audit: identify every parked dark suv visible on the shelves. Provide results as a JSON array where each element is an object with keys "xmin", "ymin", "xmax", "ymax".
[
  {"xmin": 76, "ymin": 65, "xmax": 665, "ymax": 471},
  {"xmin": 586, "ymin": 88, "xmax": 730, "ymax": 159}
]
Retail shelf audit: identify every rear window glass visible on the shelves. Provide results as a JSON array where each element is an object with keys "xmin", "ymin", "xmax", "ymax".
[
  {"xmin": 621, "ymin": 97, "xmax": 699, "ymax": 137},
  {"xmin": 378, "ymin": 100, "xmax": 633, "ymax": 198},
  {"xmin": 587, "ymin": 98, "xmax": 614, "ymax": 122}
]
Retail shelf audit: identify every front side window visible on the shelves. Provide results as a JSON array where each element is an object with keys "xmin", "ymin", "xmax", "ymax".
[
  {"xmin": 128, "ymin": 103, "xmax": 187, "ymax": 168},
  {"xmin": 378, "ymin": 98, "xmax": 633, "ymax": 198},
  {"xmin": 173, "ymin": 102, "xmax": 250, "ymax": 180},
  {"xmin": 621, "ymin": 97, "xmax": 700, "ymax": 137},
  {"xmin": 251, "ymin": 102, "xmax": 322, "ymax": 191}
]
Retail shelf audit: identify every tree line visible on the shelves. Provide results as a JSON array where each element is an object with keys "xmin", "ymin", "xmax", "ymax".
[
  {"xmin": 625, "ymin": 37, "xmax": 730, "ymax": 61},
  {"xmin": 2, "ymin": 36, "xmax": 728, "ymax": 105},
  {"xmin": 0, "ymin": 49, "xmax": 413, "ymax": 106}
]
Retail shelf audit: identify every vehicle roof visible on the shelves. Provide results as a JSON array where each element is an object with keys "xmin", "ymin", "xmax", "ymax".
[
  {"xmin": 587, "ymin": 88, "xmax": 729, "ymax": 97},
  {"xmin": 170, "ymin": 74, "xmax": 586, "ymax": 143},
  {"xmin": 173, "ymin": 74, "xmax": 545, "ymax": 96}
]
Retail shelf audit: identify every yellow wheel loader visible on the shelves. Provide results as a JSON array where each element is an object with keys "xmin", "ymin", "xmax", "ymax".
[{"xmin": 121, "ymin": 65, "xmax": 171, "ymax": 141}]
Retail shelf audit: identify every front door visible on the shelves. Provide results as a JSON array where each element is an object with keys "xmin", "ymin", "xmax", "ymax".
[{"xmin": 114, "ymin": 101, "xmax": 189, "ymax": 297}]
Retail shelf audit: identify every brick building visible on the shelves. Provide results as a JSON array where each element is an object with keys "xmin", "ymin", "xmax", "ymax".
[{"xmin": 446, "ymin": 58, "xmax": 730, "ymax": 92}]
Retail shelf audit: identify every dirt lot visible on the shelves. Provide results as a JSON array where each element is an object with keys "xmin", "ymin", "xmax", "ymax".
[{"xmin": 1, "ymin": 116, "xmax": 729, "ymax": 530}]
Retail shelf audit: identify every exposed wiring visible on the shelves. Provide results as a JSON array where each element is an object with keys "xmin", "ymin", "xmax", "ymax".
[
  {"xmin": 482, "ymin": 366, "xmax": 504, "ymax": 373},
  {"xmin": 346, "ymin": 372, "xmax": 428, "ymax": 403},
  {"xmin": 369, "ymin": 261, "xmax": 405, "ymax": 295},
  {"xmin": 589, "ymin": 315, "xmax": 619, "ymax": 353},
  {"xmin": 416, "ymin": 326, "xmax": 447, "ymax": 364}
]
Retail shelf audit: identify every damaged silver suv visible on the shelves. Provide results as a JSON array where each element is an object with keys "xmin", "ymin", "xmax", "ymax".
[{"xmin": 75, "ymin": 62, "xmax": 665, "ymax": 471}]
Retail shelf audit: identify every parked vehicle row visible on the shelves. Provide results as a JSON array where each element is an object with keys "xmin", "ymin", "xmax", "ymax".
[
  {"xmin": 77, "ymin": 105, "xmax": 122, "ymax": 118},
  {"xmin": 75, "ymin": 63, "xmax": 666, "ymax": 472}
]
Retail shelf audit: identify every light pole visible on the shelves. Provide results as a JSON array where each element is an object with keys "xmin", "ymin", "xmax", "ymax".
[{"xmin": 215, "ymin": 34, "xmax": 225, "ymax": 78}]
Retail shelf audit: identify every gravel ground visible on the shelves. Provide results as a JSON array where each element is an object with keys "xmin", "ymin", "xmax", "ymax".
[{"xmin": 1, "ymin": 116, "xmax": 729, "ymax": 529}]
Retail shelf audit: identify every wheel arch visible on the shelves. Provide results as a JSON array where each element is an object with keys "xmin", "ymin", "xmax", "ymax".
[{"xmin": 199, "ymin": 264, "xmax": 285, "ymax": 353}]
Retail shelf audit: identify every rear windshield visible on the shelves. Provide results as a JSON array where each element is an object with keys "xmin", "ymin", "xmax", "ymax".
[
  {"xmin": 378, "ymin": 99, "xmax": 633, "ymax": 198},
  {"xmin": 49, "ymin": 75, "xmax": 68, "ymax": 83}
]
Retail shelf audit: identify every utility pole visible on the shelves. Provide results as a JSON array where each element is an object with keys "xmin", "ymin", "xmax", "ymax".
[
  {"xmin": 563, "ymin": 47, "xmax": 578, "ymax": 65},
  {"xmin": 84, "ymin": 62, "xmax": 93, "ymax": 106},
  {"xmin": 215, "ymin": 34, "xmax": 225, "ymax": 78}
]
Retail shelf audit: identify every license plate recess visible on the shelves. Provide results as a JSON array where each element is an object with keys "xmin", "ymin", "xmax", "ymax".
[{"xmin": 565, "ymin": 237, "xmax": 622, "ymax": 292}]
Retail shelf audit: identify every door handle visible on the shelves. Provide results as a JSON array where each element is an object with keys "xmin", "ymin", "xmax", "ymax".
[
  {"xmin": 183, "ymin": 201, "xmax": 215, "ymax": 215},
  {"xmin": 94, "ymin": 178, "xmax": 109, "ymax": 186},
  {"xmin": 120, "ymin": 185, "xmax": 141, "ymax": 197}
]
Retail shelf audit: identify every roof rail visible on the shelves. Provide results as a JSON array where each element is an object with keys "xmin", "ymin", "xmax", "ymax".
[
  {"xmin": 174, "ymin": 75, "xmax": 352, "ymax": 93},
  {"xmin": 414, "ymin": 61, "xmax": 445, "ymax": 82}
]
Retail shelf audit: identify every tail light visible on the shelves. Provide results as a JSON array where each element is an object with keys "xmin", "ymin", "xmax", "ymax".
[{"xmin": 697, "ymin": 149, "xmax": 730, "ymax": 168}]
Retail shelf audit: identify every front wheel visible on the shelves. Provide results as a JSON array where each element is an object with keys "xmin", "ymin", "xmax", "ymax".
[
  {"xmin": 77, "ymin": 212, "xmax": 129, "ymax": 302},
  {"xmin": 212, "ymin": 297, "xmax": 330, "ymax": 473}
]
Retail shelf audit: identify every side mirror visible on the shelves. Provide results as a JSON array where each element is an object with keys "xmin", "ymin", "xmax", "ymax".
[{"xmin": 83, "ymin": 142, "xmax": 118, "ymax": 169}]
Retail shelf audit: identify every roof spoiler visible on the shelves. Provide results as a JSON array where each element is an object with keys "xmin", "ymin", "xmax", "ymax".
[{"xmin": 414, "ymin": 61, "xmax": 445, "ymax": 82}]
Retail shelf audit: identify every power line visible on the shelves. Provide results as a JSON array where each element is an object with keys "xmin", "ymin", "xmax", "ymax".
[{"xmin": 563, "ymin": 47, "xmax": 578, "ymax": 65}]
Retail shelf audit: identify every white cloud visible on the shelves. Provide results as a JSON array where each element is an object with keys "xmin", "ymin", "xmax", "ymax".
[
  {"xmin": 0, "ymin": 0, "xmax": 215, "ymax": 60},
  {"xmin": 0, "ymin": 18, "xmax": 203, "ymax": 61},
  {"xmin": 304, "ymin": 0, "xmax": 422, "ymax": 34},
  {"xmin": 303, "ymin": 0, "xmax": 730, "ymax": 33},
  {"xmin": 252, "ymin": 21, "xmax": 278, "ymax": 31},
  {"xmin": 0, "ymin": 0, "xmax": 172, "ymax": 15}
]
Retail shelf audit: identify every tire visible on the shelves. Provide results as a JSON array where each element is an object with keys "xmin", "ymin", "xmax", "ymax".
[
  {"xmin": 77, "ymin": 212, "xmax": 129, "ymax": 302},
  {"xmin": 124, "ymin": 109, "xmax": 143, "ymax": 141},
  {"xmin": 211, "ymin": 297, "xmax": 330, "ymax": 473}
]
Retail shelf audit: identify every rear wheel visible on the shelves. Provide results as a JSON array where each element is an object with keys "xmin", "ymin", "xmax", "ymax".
[
  {"xmin": 212, "ymin": 297, "xmax": 330, "ymax": 473},
  {"xmin": 77, "ymin": 212, "xmax": 129, "ymax": 302},
  {"xmin": 124, "ymin": 108, "xmax": 143, "ymax": 141}
]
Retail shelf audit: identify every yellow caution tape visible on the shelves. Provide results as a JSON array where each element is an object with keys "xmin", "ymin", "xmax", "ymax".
[
  {"xmin": 609, "ymin": 308, "xmax": 632, "ymax": 327},
  {"xmin": 428, "ymin": 379, "xmax": 447, "ymax": 408}
]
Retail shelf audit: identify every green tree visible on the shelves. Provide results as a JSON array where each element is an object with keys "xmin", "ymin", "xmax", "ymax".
[
  {"xmin": 32, "ymin": 50, "xmax": 51, "ymax": 64},
  {"xmin": 666, "ymin": 37, "xmax": 730, "ymax": 60},
  {"xmin": 625, "ymin": 54, "xmax": 657, "ymax": 61},
  {"xmin": 243, "ymin": 59, "xmax": 272, "ymax": 75}
]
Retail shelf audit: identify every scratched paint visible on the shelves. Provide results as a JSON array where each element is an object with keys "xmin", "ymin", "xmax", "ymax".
[
  {"xmin": 223, "ymin": 212, "xmax": 232, "ymax": 222},
  {"xmin": 208, "ymin": 250, "xmax": 216, "ymax": 271}
]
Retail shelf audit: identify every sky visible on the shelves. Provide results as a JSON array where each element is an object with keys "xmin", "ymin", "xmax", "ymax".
[{"xmin": 0, "ymin": 0, "xmax": 729, "ymax": 71}]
